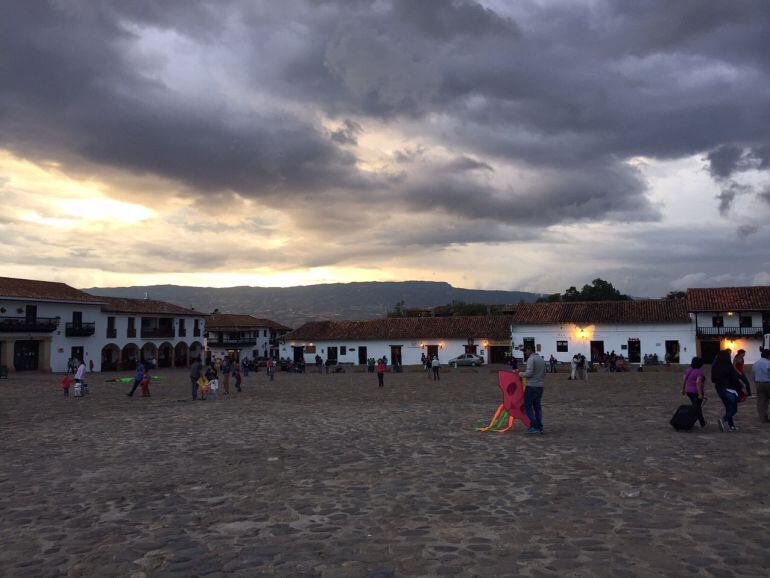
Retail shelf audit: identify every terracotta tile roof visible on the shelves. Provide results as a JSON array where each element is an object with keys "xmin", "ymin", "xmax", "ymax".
[
  {"xmin": 686, "ymin": 286, "xmax": 770, "ymax": 312},
  {"xmin": 206, "ymin": 313, "xmax": 291, "ymax": 331},
  {"xmin": 99, "ymin": 296, "xmax": 200, "ymax": 316},
  {"xmin": 283, "ymin": 315, "xmax": 515, "ymax": 341},
  {"xmin": 0, "ymin": 276, "xmax": 105, "ymax": 303},
  {"xmin": 510, "ymin": 300, "xmax": 691, "ymax": 325}
]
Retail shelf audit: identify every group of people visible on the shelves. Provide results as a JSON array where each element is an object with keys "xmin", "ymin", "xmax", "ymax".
[
  {"xmin": 420, "ymin": 353, "xmax": 441, "ymax": 380},
  {"xmin": 683, "ymin": 348, "xmax": 770, "ymax": 432},
  {"xmin": 186, "ymin": 355, "xmax": 274, "ymax": 401},
  {"xmin": 61, "ymin": 358, "xmax": 89, "ymax": 397},
  {"xmin": 569, "ymin": 354, "xmax": 589, "ymax": 380}
]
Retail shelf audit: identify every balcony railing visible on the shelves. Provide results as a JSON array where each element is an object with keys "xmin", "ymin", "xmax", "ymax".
[
  {"xmin": 107, "ymin": 327, "xmax": 117, "ymax": 339},
  {"xmin": 697, "ymin": 326, "xmax": 765, "ymax": 337},
  {"xmin": 65, "ymin": 322, "xmax": 96, "ymax": 337},
  {"xmin": 0, "ymin": 316, "xmax": 59, "ymax": 333},
  {"xmin": 211, "ymin": 339, "xmax": 258, "ymax": 348},
  {"xmin": 141, "ymin": 327, "xmax": 175, "ymax": 339},
  {"xmin": 179, "ymin": 328, "xmax": 187, "ymax": 337},
  {"xmin": 193, "ymin": 328, "xmax": 201, "ymax": 337}
]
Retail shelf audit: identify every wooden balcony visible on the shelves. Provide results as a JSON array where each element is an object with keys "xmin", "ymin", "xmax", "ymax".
[
  {"xmin": 696, "ymin": 326, "xmax": 764, "ymax": 337},
  {"xmin": 140, "ymin": 327, "xmax": 175, "ymax": 339},
  {"xmin": 0, "ymin": 316, "xmax": 59, "ymax": 333}
]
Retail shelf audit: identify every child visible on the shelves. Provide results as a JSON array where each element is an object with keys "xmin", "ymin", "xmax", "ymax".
[
  {"xmin": 198, "ymin": 377, "xmax": 209, "ymax": 401},
  {"xmin": 234, "ymin": 368, "xmax": 242, "ymax": 392},
  {"xmin": 61, "ymin": 376, "xmax": 73, "ymax": 397},
  {"xmin": 209, "ymin": 378, "xmax": 219, "ymax": 401},
  {"xmin": 140, "ymin": 371, "xmax": 151, "ymax": 397}
]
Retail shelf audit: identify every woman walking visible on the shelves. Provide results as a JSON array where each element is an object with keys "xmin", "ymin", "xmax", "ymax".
[
  {"xmin": 376, "ymin": 358, "xmax": 385, "ymax": 388},
  {"xmin": 712, "ymin": 349, "xmax": 746, "ymax": 432},
  {"xmin": 682, "ymin": 357, "xmax": 707, "ymax": 428}
]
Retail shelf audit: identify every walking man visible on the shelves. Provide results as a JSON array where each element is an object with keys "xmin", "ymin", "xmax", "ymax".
[
  {"xmin": 127, "ymin": 361, "xmax": 145, "ymax": 397},
  {"xmin": 190, "ymin": 356, "xmax": 202, "ymax": 400},
  {"xmin": 752, "ymin": 348, "xmax": 770, "ymax": 423},
  {"xmin": 523, "ymin": 346, "xmax": 546, "ymax": 433}
]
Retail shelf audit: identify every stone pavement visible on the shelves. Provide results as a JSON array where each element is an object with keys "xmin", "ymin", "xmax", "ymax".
[{"xmin": 1, "ymin": 366, "xmax": 769, "ymax": 577}]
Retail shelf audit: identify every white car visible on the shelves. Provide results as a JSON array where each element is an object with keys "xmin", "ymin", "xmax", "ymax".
[{"xmin": 448, "ymin": 353, "xmax": 485, "ymax": 367}]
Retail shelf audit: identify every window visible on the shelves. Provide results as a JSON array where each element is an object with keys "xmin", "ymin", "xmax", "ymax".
[
  {"xmin": 127, "ymin": 317, "xmax": 136, "ymax": 338},
  {"xmin": 107, "ymin": 316, "xmax": 116, "ymax": 338},
  {"xmin": 556, "ymin": 340, "xmax": 568, "ymax": 352},
  {"xmin": 305, "ymin": 345, "xmax": 316, "ymax": 354},
  {"xmin": 341, "ymin": 346, "xmax": 347, "ymax": 355},
  {"xmin": 178, "ymin": 319, "xmax": 186, "ymax": 336},
  {"xmin": 72, "ymin": 311, "xmax": 83, "ymax": 325},
  {"xmin": 264, "ymin": 330, "xmax": 268, "ymax": 337},
  {"xmin": 739, "ymin": 316, "xmax": 752, "ymax": 328},
  {"xmin": 712, "ymin": 315, "xmax": 724, "ymax": 328},
  {"xmin": 193, "ymin": 319, "xmax": 201, "ymax": 336}
]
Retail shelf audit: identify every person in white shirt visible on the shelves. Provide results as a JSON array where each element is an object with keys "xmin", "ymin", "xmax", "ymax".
[
  {"xmin": 752, "ymin": 349, "xmax": 770, "ymax": 423},
  {"xmin": 431, "ymin": 356, "xmax": 440, "ymax": 381},
  {"xmin": 74, "ymin": 360, "xmax": 87, "ymax": 397},
  {"xmin": 209, "ymin": 378, "xmax": 219, "ymax": 401}
]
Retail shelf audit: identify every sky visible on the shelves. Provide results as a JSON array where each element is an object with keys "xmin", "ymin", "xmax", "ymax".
[{"xmin": 1, "ymin": 0, "xmax": 769, "ymax": 297}]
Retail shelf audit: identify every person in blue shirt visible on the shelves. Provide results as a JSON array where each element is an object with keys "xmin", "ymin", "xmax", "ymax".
[{"xmin": 127, "ymin": 362, "xmax": 146, "ymax": 397}]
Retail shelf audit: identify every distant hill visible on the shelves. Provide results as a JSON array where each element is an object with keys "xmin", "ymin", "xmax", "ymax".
[{"xmin": 83, "ymin": 281, "xmax": 540, "ymax": 328}]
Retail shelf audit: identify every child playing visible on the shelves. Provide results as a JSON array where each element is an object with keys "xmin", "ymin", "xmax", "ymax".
[
  {"xmin": 140, "ymin": 371, "xmax": 151, "ymax": 397},
  {"xmin": 61, "ymin": 376, "xmax": 73, "ymax": 397},
  {"xmin": 234, "ymin": 368, "xmax": 242, "ymax": 392},
  {"xmin": 209, "ymin": 378, "xmax": 219, "ymax": 401},
  {"xmin": 198, "ymin": 377, "xmax": 209, "ymax": 400}
]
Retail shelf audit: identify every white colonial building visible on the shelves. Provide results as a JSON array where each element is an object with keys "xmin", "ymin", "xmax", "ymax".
[
  {"xmin": 280, "ymin": 316, "xmax": 514, "ymax": 366},
  {"xmin": 687, "ymin": 286, "xmax": 770, "ymax": 364},
  {"xmin": 205, "ymin": 314, "xmax": 290, "ymax": 362},
  {"xmin": 0, "ymin": 276, "xmax": 206, "ymax": 373},
  {"xmin": 97, "ymin": 297, "xmax": 205, "ymax": 371},
  {"xmin": 0, "ymin": 277, "xmax": 107, "ymax": 373},
  {"xmin": 509, "ymin": 300, "xmax": 696, "ymax": 364}
]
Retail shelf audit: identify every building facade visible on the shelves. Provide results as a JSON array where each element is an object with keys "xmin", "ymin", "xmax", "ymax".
[
  {"xmin": 281, "ymin": 316, "xmax": 514, "ymax": 366},
  {"xmin": 204, "ymin": 314, "xmax": 290, "ymax": 362}
]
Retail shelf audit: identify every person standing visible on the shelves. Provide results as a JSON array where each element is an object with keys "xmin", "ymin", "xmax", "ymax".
[
  {"xmin": 570, "ymin": 354, "xmax": 578, "ymax": 380},
  {"xmin": 266, "ymin": 358, "xmax": 274, "ymax": 381},
  {"xmin": 376, "ymin": 358, "xmax": 385, "ymax": 387},
  {"xmin": 127, "ymin": 361, "xmax": 145, "ymax": 397},
  {"xmin": 523, "ymin": 346, "xmax": 546, "ymax": 433},
  {"xmin": 431, "ymin": 355, "xmax": 441, "ymax": 380},
  {"xmin": 752, "ymin": 348, "xmax": 770, "ymax": 423},
  {"xmin": 712, "ymin": 349, "xmax": 744, "ymax": 432},
  {"xmin": 222, "ymin": 357, "xmax": 231, "ymax": 394},
  {"xmin": 74, "ymin": 359, "xmax": 87, "ymax": 398},
  {"xmin": 549, "ymin": 354, "xmax": 557, "ymax": 373},
  {"xmin": 190, "ymin": 356, "xmax": 202, "ymax": 400},
  {"xmin": 733, "ymin": 349, "xmax": 752, "ymax": 397},
  {"xmin": 682, "ymin": 357, "xmax": 707, "ymax": 428}
]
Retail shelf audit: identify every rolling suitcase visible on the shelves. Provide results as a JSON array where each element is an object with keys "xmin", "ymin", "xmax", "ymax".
[{"xmin": 670, "ymin": 404, "xmax": 697, "ymax": 431}]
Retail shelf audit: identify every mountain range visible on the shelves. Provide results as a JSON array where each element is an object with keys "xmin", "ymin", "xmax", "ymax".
[{"xmin": 83, "ymin": 281, "xmax": 540, "ymax": 328}]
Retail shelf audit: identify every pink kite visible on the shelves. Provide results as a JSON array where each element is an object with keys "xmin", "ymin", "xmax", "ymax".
[{"xmin": 475, "ymin": 370, "xmax": 531, "ymax": 432}]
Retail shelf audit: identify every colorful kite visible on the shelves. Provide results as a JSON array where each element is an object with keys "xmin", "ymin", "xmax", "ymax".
[
  {"xmin": 108, "ymin": 375, "xmax": 165, "ymax": 383},
  {"xmin": 475, "ymin": 370, "xmax": 531, "ymax": 432}
]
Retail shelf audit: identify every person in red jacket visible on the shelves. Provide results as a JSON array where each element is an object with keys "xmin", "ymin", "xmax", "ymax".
[{"xmin": 376, "ymin": 358, "xmax": 385, "ymax": 388}]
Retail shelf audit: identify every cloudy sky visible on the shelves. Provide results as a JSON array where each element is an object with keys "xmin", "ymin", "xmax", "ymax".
[{"xmin": 1, "ymin": 0, "xmax": 769, "ymax": 296}]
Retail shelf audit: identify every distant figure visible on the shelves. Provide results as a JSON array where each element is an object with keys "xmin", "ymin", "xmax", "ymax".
[
  {"xmin": 523, "ymin": 347, "xmax": 546, "ymax": 433},
  {"xmin": 61, "ymin": 375, "xmax": 73, "ymax": 397},
  {"xmin": 549, "ymin": 355, "xmax": 557, "ymax": 373},
  {"xmin": 570, "ymin": 354, "xmax": 579, "ymax": 380},
  {"xmin": 510, "ymin": 355, "xmax": 519, "ymax": 371},
  {"xmin": 734, "ymin": 349, "xmax": 751, "ymax": 397},
  {"xmin": 74, "ymin": 359, "xmax": 87, "ymax": 396},
  {"xmin": 382, "ymin": 355, "xmax": 388, "ymax": 367},
  {"xmin": 209, "ymin": 377, "xmax": 219, "ymax": 401},
  {"xmin": 222, "ymin": 357, "xmax": 231, "ymax": 394},
  {"xmin": 89, "ymin": 359, "xmax": 94, "ymax": 372},
  {"xmin": 376, "ymin": 358, "xmax": 386, "ymax": 387},
  {"xmin": 140, "ymin": 370, "xmax": 151, "ymax": 397},
  {"xmin": 190, "ymin": 357, "xmax": 202, "ymax": 400},
  {"xmin": 127, "ymin": 362, "xmax": 145, "ymax": 397},
  {"xmin": 234, "ymin": 368, "xmax": 242, "ymax": 392},
  {"xmin": 266, "ymin": 358, "xmax": 274, "ymax": 381},
  {"xmin": 431, "ymin": 356, "xmax": 440, "ymax": 381},
  {"xmin": 752, "ymin": 348, "xmax": 770, "ymax": 423}
]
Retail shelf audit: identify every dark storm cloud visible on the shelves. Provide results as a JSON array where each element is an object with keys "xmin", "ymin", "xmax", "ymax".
[{"xmin": 1, "ymin": 0, "xmax": 770, "ymax": 256}]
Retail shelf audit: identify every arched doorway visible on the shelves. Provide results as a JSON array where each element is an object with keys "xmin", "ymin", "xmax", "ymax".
[
  {"xmin": 174, "ymin": 342, "xmax": 189, "ymax": 367},
  {"xmin": 121, "ymin": 343, "xmax": 139, "ymax": 370},
  {"xmin": 189, "ymin": 341, "xmax": 203, "ymax": 363},
  {"xmin": 141, "ymin": 342, "xmax": 158, "ymax": 368},
  {"xmin": 158, "ymin": 342, "xmax": 173, "ymax": 368},
  {"xmin": 101, "ymin": 344, "xmax": 120, "ymax": 371}
]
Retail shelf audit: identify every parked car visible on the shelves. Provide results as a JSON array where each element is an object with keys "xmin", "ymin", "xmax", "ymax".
[{"xmin": 448, "ymin": 353, "xmax": 485, "ymax": 367}]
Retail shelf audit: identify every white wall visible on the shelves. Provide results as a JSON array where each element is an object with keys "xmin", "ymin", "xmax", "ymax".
[
  {"xmin": 280, "ymin": 337, "xmax": 505, "ymax": 366},
  {"xmin": 511, "ymin": 322, "xmax": 697, "ymax": 364}
]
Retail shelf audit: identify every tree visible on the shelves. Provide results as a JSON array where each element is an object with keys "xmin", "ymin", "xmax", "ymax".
[
  {"xmin": 450, "ymin": 301, "xmax": 488, "ymax": 316},
  {"xmin": 539, "ymin": 279, "xmax": 631, "ymax": 303},
  {"xmin": 664, "ymin": 291, "xmax": 686, "ymax": 299},
  {"xmin": 387, "ymin": 299, "xmax": 407, "ymax": 318}
]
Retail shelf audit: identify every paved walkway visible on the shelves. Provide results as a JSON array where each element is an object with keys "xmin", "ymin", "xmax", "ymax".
[{"xmin": 1, "ymin": 367, "xmax": 769, "ymax": 576}]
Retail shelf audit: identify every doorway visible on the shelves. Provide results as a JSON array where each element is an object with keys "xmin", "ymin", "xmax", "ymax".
[
  {"xmin": 426, "ymin": 345, "xmax": 439, "ymax": 360},
  {"xmin": 489, "ymin": 346, "xmax": 509, "ymax": 364},
  {"xmin": 292, "ymin": 346, "xmax": 304, "ymax": 364},
  {"xmin": 523, "ymin": 338, "xmax": 535, "ymax": 360},
  {"xmin": 390, "ymin": 345, "xmax": 402, "ymax": 366},
  {"xmin": 464, "ymin": 344, "xmax": 478, "ymax": 354},
  {"xmin": 327, "ymin": 346, "xmax": 338, "ymax": 363},
  {"xmin": 71, "ymin": 346, "xmax": 84, "ymax": 364},
  {"xmin": 665, "ymin": 340, "xmax": 680, "ymax": 364},
  {"xmin": 358, "ymin": 346, "xmax": 368, "ymax": 365},
  {"xmin": 14, "ymin": 340, "xmax": 40, "ymax": 371},
  {"xmin": 590, "ymin": 340, "xmax": 605, "ymax": 362},
  {"xmin": 627, "ymin": 338, "xmax": 641, "ymax": 363},
  {"xmin": 700, "ymin": 340, "xmax": 720, "ymax": 364}
]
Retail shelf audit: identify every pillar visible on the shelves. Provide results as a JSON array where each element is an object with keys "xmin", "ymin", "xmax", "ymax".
[
  {"xmin": 1, "ymin": 339, "xmax": 14, "ymax": 372},
  {"xmin": 39, "ymin": 338, "xmax": 53, "ymax": 373}
]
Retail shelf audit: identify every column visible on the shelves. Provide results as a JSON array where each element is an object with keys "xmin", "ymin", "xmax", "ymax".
[
  {"xmin": 39, "ymin": 337, "xmax": 53, "ymax": 373},
  {"xmin": 1, "ymin": 339, "xmax": 14, "ymax": 371}
]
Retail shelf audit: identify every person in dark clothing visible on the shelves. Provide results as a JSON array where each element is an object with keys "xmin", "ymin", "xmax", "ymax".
[
  {"xmin": 682, "ymin": 356, "xmax": 707, "ymax": 428},
  {"xmin": 189, "ymin": 357, "xmax": 203, "ymax": 400},
  {"xmin": 712, "ymin": 349, "xmax": 746, "ymax": 432}
]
